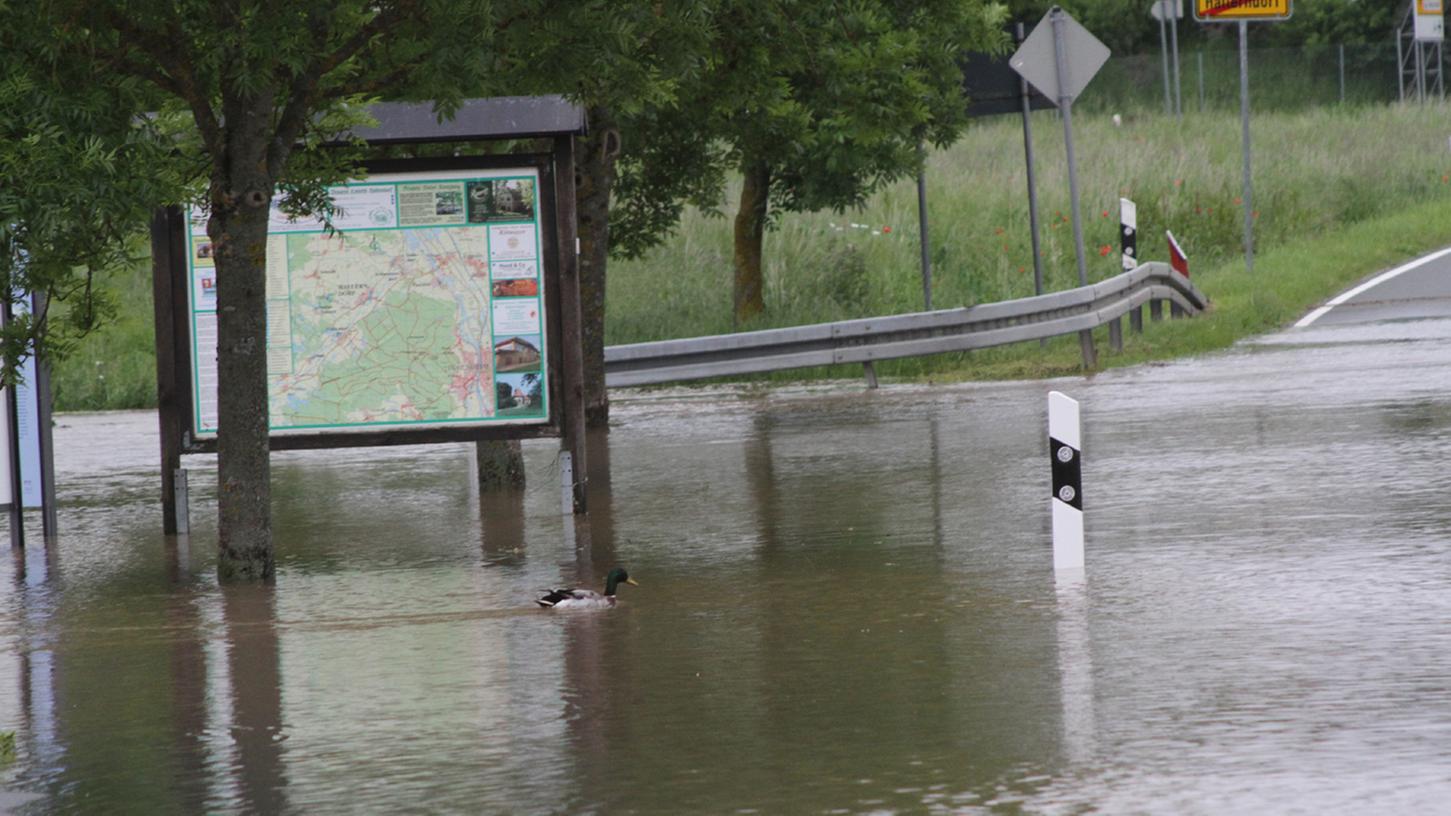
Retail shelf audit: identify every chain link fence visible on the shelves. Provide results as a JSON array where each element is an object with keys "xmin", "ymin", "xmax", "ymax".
[{"xmin": 1080, "ymin": 43, "xmax": 1440, "ymax": 113}]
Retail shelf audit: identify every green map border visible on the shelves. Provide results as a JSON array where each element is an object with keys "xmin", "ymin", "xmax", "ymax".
[{"xmin": 185, "ymin": 168, "xmax": 551, "ymax": 437}]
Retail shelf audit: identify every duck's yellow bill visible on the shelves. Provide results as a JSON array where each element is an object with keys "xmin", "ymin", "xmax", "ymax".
[{"xmin": 626, "ymin": 578, "xmax": 640, "ymax": 586}]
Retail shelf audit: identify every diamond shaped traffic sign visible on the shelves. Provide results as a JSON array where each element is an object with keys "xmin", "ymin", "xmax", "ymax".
[{"xmin": 1009, "ymin": 8, "xmax": 1110, "ymax": 105}]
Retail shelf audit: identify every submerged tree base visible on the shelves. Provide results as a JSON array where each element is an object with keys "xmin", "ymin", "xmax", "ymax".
[{"xmin": 217, "ymin": 549, "xmax": 275, "ymax": 583}]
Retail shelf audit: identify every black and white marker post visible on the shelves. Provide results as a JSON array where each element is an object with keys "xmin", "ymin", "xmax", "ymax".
[
  {"xmin": 1119, "ymin": 197, "xmax": 1137, "ymax": 271},
  {"xmin": 1049, "ymin": 391, "xmax": 1084, "ymax": 572}
]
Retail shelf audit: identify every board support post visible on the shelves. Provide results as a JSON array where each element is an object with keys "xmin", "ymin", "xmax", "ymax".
[
  {"xmin": 173, "ymin": 468, "xmax": 191, "ymax": 535},
  {"xmin": 559, "ymin": 451, "xmax": 575, "ymax": 517}
]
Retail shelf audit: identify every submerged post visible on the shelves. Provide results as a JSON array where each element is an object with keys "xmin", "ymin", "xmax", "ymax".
[
  {"xmin": 174, "ymin": 469, "xmax": 190, "ymax": 535},
  {"xmin": 1048, "ymin": 391, "xmax": 1084, "ymax": 572},
  {"xmin": 559, "ymin": 450, "xmax": 575, "ymax": 517}
]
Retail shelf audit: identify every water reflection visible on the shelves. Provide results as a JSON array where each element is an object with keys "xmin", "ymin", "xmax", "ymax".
[
  {"xmin": 221, "ymin": 585, "xmax": 287, "ymax": 813},
  {"xmin": 7, "ymin": 317, "xmax": 1451, "ymax": 811}
]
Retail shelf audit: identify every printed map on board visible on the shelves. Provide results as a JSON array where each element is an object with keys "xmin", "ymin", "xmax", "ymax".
[
  {"xmin": 188, "ymin": 169, "xmax": 547, "ymax": 436},
  {"xmin": 269, "ymin": 227, "xmax": 494, "ymax": 428}
]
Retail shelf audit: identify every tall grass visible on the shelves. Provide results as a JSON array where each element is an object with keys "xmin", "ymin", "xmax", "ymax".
[
  {"xmin": 48, "ymin": 254, "xmax": 157, "ymax": 412},
  {"xmin": 606, "ymin": 102, "xmax": 1451, "ymax": 359}
]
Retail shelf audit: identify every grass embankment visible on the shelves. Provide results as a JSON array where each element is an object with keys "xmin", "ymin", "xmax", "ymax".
[
  {"xmin": 49, "ymin": 102, "xmax": 1451, "ymax": 410},
  {"xmin": 606, "ymin": 102, "xmax": 1451, "ymax": 382}
]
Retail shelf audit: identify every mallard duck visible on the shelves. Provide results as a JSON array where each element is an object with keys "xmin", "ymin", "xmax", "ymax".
[{"xmin": 536, "ymin": 567, "xmax": 639, "ymax": 609}]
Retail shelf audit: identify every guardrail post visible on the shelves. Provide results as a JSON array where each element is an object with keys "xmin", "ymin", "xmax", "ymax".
[
  {"xmin": 1149, "ymin": 300, "xmax": 1163, "ymax": 322},
  {"xmin": 1108, "ymin": 317, "xmax": 1123, "ymax": 352},
  {"xmin": 862, "ymin": 361, "xmax": 879, "ymax": 389},
  {"xmin": 1077, "ymin": 330, "xmax": 1097, "ymax": 369},
  {"xmin": 1129, "ymin": 304, "xmax": 1143, "ymax": 333},
  {"xmin": 1170, "ymin": 302, "xmax": 1184, "ymax": 318}
]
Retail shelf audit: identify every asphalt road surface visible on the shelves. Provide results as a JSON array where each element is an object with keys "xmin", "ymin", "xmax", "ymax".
[{"xmin": 1297, "ymin": 246, "xmax": 1451, "ymax": 327}]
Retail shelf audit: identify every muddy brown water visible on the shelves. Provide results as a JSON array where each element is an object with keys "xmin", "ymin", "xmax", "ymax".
[{"xmin": 3, "ymin": 316, "xmax": 1451, "ymax": 813}]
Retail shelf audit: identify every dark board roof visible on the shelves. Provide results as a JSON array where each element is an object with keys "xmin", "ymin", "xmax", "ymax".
[{"xmin": 348, "ymin": 95, "xmax": 587, "ymax": 145}]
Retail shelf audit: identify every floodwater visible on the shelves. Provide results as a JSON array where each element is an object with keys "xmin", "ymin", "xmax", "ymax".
[{"xmin": 5, "ymin": 315, "xmax": 1451, "ymax": 814}]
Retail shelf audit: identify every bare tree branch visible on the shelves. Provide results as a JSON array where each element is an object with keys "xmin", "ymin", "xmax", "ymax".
[{"xmin": 98, "ymin": 8, "xmax": 224, "ymax": 161}]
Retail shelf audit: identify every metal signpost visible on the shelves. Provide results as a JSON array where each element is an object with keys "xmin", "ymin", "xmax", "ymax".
[
  {"xmin": 1010, "ymin": 7, "xmax": 1110, "ymax": 290},
  {"xmin": 1151, "ymin": 0, "xmax": 1184, "ymax": 118},
  {"xmin": 1011, "ymin": 7, "xmax": 1109, "ymax": 367},
  {"xmin": 1015, "ymin": 23, "xmax": 1047, "ymax": 298},
  {"xmin": 960, "ymin": 38, "xmax": 1054, "ymax": 298},
  {"xmin": 1195, "ymin": 0, "xmax": 1292, "ymax": 275}
]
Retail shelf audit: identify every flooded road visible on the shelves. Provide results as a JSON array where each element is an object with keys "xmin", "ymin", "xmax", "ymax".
[{"xmin": 5, "ymin": 313, "xmax": 1451, "ymax": 813}]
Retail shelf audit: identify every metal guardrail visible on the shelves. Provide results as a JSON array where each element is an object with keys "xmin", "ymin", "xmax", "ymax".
[{"xmin": 604, "ymin": 261, "xmax": 1208, "ymax": 388}]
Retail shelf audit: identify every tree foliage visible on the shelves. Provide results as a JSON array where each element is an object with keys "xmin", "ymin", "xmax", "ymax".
[
  {"xmin": 0, "ymin": 14, "xmax": 180, "ymax": 384},
  {"xmin": 5, "ymin": 0, "xmax": 504, "ymax": 579},
  {"xmin": 674, "ymin": 0, "xmax": 1008, "ymax": 322}
]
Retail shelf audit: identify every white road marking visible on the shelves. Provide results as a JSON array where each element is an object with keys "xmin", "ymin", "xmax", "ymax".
[{"xmin": 1295, "ymin": 247, "xmax": 1451, "ymax": 328}]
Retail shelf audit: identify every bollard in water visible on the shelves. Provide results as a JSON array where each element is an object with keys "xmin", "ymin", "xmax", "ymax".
[
  {"xmin": 559, "ymin": 451, "xmax": 574, "ymax": 517},
  {"xmin": 1048, "ymin": 392, "xmax": 1084, "ymax": 572},
  {"xmin": 174, "ymin": 468, "xmax": 190, "ymax": 535}
]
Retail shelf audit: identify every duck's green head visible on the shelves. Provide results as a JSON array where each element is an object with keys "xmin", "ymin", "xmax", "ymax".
[{"xmin": 604, "ymin": 567, "xmax": 639, "ymax": 596}]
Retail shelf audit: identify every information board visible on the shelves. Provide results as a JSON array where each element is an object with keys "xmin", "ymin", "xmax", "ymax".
[
  {"xmin": 1194, "ymin": 0, "xmax": 1291, "ymax": 22},
  {"xmin": 1417, "ymin": 0, "xmax": 1444, "ymax": 41},
  {"xmin": 186, "ymin": 168, "xmax": 550, "ymax": 438}
]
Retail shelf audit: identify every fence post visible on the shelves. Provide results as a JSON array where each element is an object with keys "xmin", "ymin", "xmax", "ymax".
[
  {"xmin": 1198, "ymin": 50, "xmax": 1205, "ymax": 111},
  {"xmin": 1338, "ymin": 44, "xmax": 1346, "ymax": 104}
]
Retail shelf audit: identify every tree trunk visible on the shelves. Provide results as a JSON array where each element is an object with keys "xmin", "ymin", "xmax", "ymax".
[
  {"xmin": 576, "ymin": 106, "xmax": 621, "ymax": 429},
  {"xmin": 210, "ymin": 98, "xmax": 276, "ymax": 582},
  {"xmin": 733, "ymin": 160, "xmax": 769, "ymax": 325},
  {"xmin": 475, "ymin": 439, "xmax": 526, "ymax": 490}
]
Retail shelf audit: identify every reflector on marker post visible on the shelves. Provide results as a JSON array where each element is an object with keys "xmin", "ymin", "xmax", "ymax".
[
  {"xmin": 1049, "ymin": 391, "xmax": 1084, "ymax": 572},
  {"xmin": 1120, "ymin": 198, "xmax": 1138, "ymax": 270},
  {"xmin": 1167, "ymin": 230, "xmax": 1189, "ymax": 276}
]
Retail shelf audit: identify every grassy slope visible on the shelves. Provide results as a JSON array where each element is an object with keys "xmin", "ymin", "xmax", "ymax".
[
  {"xmin": 605, "ymin": 102, "xmax": 1451, "ymax": 382},
  {"xmin": 49, "ymin": 102, "xmax": 1451, "ymax": 410}
]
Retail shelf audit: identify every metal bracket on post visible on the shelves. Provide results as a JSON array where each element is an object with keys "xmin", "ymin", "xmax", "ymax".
[
  {"xmin": 173, "ymin": 468, "xmax": 190, "ymax": 535},
  {"xmin": 559, "ymin": 451, "xmax": 574, "ymax": 517}
]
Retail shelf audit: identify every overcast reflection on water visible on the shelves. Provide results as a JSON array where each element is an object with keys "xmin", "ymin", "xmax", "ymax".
[{"xmin": 1, "ymin": 317, "xmax": 1451, "ymax": 812}]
